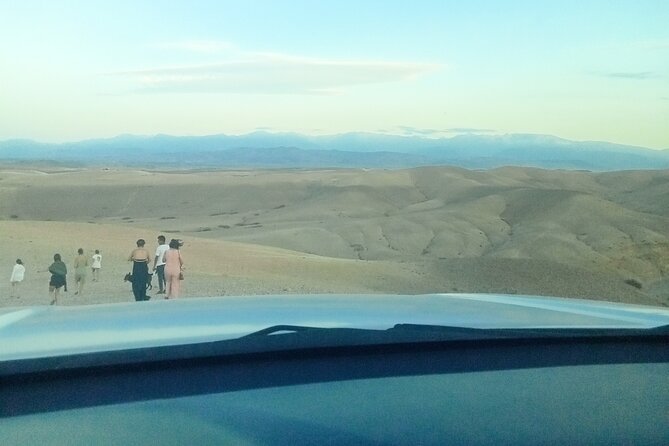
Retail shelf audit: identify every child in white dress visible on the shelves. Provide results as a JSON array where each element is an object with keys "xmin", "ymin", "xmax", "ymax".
[{"xmin": 91, "ymin": 250, "xmax": 102, "ymax": 281}]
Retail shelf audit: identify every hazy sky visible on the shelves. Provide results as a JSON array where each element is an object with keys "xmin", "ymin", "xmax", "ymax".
[{"xmin": 1, "ymin": 1, "xmax": 667, "ymax": 148}]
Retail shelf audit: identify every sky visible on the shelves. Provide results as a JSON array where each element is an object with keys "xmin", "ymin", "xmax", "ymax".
[{"xmin": 1, "ymin": 0, "xmax": 668, "ymax": 149}]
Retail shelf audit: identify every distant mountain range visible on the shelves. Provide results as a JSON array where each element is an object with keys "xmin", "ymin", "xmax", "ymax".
[{"xmin": 1, "ymin": 132, "xmax": 668, "ymax": 170}]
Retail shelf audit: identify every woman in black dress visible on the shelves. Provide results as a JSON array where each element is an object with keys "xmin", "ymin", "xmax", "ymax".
[
  {"xmin": 48, "ymin": 253, "xmax": 67, "ymax": 305},
  {"xmin": 128, "ymin": 239, "xmax": 150, "ymax": 301}
]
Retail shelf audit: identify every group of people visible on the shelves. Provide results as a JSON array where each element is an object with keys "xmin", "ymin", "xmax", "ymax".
[
  {"xmin": 128, "ymin": 235, "xmax": 184, "ymax": 301},
  {"xmin": 9, "ymin": 236, "xmax": 184, "ymax": 305},
  {"xmin": 45, "ymin": 249, "xmax": 102, "ymax": 305},
  {"xmin": 8, "ymin": 250, "xmax": 101, "ymax": 303}
]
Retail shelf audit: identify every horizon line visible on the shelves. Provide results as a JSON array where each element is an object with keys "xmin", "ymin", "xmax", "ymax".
[{"xmin": 1, "ymin": 131, "xmax": 666, "ymax": 151}]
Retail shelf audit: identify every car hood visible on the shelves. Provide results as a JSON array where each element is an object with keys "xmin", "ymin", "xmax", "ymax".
[{"xmin": 1, "ymin": 293, "xmax": 668, "ymax": 361}]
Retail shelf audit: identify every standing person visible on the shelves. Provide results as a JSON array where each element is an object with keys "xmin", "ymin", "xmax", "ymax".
[
  {"xmin": 128, "ymin": 239, "xmax": 151, "ymax": 301},
  {"xmin": 10, "ymin": 259, "xmax": 26, "ymax": 298},
  {"xmin": 163, "ymin": 239, "xmax": 184, "ymax": 299},
  {"xmin": 73, "ymin": 248, "xmax": 88, "ymax": 295},
  {"xmin": 91, "ymin": 249, "xmax": 102, "ymax": 282},
  {"xmin": 48, "ymin": 253, "xmax": 67, "ymax": 305},
  {"xmin": 153, "ymin": 235, "xmax": 169, "ymax": 294}
]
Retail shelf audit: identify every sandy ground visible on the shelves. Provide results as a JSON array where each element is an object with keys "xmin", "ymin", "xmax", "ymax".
[
  {"xmin": 1, "ymin": 166, "xmax": 668, "ymax": 308},
  {"xmin": 1, "ymin": 220, "xmax": 430, "ymax": 307}
]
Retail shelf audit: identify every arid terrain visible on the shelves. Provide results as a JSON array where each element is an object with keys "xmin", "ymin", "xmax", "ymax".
[{"xmin": 1, "ymin": 165, "xmax": 668, "ymax": 308}]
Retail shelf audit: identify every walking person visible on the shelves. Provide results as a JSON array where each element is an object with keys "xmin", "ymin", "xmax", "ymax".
[
  {"xmin": 91, "ymin": 249, "xmax": 102, "ymax": 281},
  {"xmin": 48, "ymin": 253, "xmax": 67, "ymax": 305},
  {"xmin": 163, "ymin": 239, "xmax": 184, "ymax": 299},
  {"xmin": 10, "ymin": 259, "xmax": 26, "ymax": 298},
  {"xmin": 128, "ymin": 239, "xmax": 151, "ymax": 301},
  {"xmin": 153, "ymin": 235, "xmax": 169, "ymax": 294},
  {"xmin": 73, "ymin": 248, "xmax": 88, "ymax": 295}
]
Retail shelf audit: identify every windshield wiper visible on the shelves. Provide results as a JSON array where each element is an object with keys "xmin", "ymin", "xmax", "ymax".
[
  {"xmin": 390, "ymin": 323, "xmax": 669, "ymax": 337},
  {"xmin": 243, "ymin": 323, "xmax": 669, "ymax": 340},
  {"xmin": 241, "ymin": 325, "xmax": 330, "ymax": 337}
]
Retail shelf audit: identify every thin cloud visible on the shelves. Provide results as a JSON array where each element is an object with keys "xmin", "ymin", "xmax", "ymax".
[
  {"xmin": 447, "ymin": 127, "xmax": 496, "ymax": 133},
  {"xmin": 151, "ymin": 40, "xmax": 237, "ymax": 53},
  {"xmin": 597, "ymin": 71, "xmax": 655, "ymax": 80},
  {"xmin": 393, "ymin": 126, "xmax": 497, "ymax": 137},
  {"xmin": 628, "ymin": 39, "xmax": 669, "ymax": 51},
  {"xmin": 109, "ymin": 52, "xmax": 441, "ymax": 94},
  {"xmin": 396, "ymin": 126, "xmax": 442, "ymax": 136}
]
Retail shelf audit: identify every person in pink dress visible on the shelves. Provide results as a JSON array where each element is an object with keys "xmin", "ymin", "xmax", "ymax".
[{"xmin": 162, "ymin": 239, "xmax": 184, "ymax": 299}]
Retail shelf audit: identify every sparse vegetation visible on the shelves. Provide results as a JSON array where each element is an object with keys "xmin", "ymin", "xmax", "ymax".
[
  {"xmin": 624, "ymin": 279, "xmax": 643, "ymax": 289},
  {"xmin": 210, "ymin": 211, "xmax": 238, "ymax": 216},
  {"xmin": 235, "ymin": 222, "xmax": 262, "ymax": 227}
]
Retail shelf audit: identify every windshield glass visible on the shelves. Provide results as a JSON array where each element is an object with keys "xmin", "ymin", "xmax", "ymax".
[
  {"xmin": 4, "ymin": 363, "xmax": 668, "ymax": 445},
  {"xmin": 1, "ymin": 2, "xmax": 668, "ymax": 315}
]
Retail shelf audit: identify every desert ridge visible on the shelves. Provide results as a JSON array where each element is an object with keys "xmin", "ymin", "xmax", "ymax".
[{"xmin": 0, "ymin": 166, "xmax": 667, "ymax": 307}]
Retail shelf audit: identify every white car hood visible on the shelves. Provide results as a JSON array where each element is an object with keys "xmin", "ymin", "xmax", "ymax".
[{"xmin": 1, "ymin": 293, "xmax": 668, "ymax": 361}]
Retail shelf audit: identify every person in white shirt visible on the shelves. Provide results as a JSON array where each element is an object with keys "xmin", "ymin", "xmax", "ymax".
[
  {"xmin": 91, "ymin": 249, "xmax": 102, "ymax": 282},
  {"xmin": 153, "ymin": 235, "xmax": 169, "ymax": 294},
  {"xmin": 10, "ymin": 259, "xmax": 25, "ymax": 298}
]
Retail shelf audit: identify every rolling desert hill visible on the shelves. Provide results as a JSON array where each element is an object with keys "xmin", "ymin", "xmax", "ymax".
[{"xmin": 0, "ymin": 166, "xmax": 667, "ymax": 307}]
